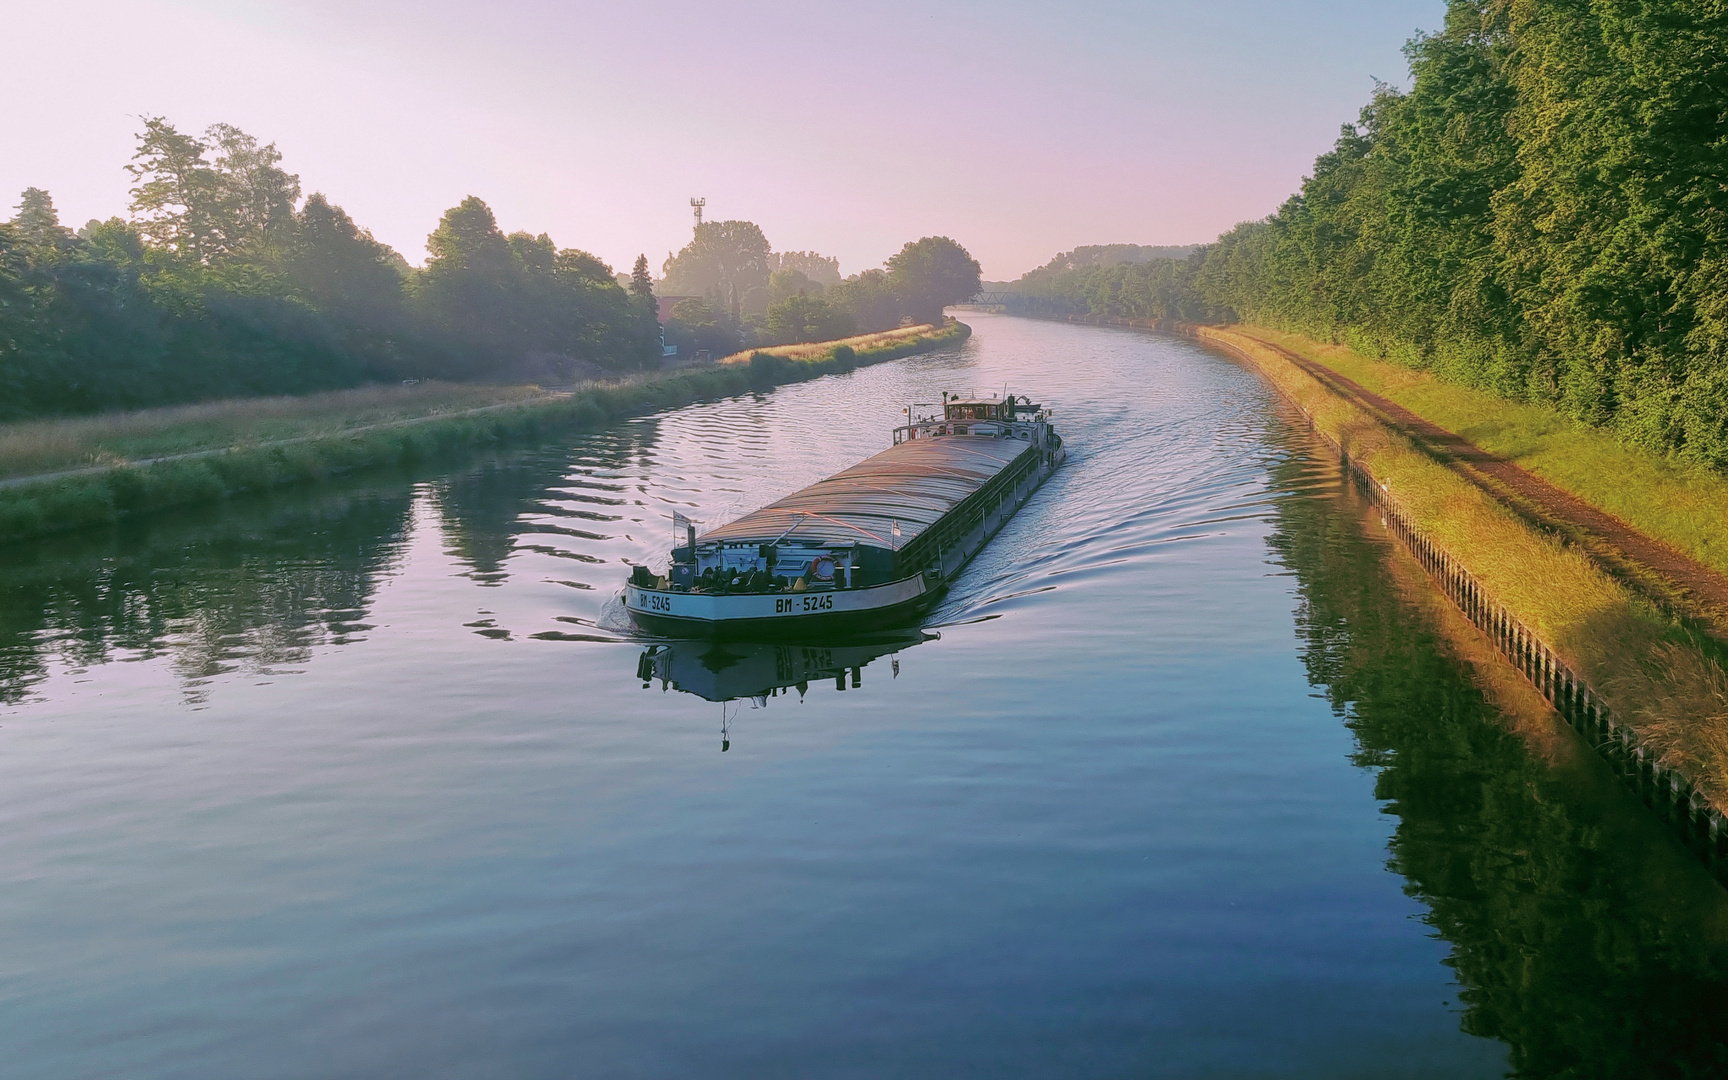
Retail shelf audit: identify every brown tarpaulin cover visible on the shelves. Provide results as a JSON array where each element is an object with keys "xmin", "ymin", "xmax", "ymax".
[{"xmin": 701, "ymin": 435, "xmax": 1034, "ymax": 550}]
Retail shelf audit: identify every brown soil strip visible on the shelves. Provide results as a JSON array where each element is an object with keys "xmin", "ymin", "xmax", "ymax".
[{"xmin": 1227, "ymin": 328, "xmax": 1728, "ymax": 642}]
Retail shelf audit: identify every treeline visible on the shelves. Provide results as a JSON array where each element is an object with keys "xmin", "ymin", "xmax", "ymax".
[
  {"xmin": 0, "ymin": 118, "xmax": 659, "ymax": 420},
  {"xmin": 999, "ymin": 249, "xmax": 1226, "ymax": 324},
  {"xmin": 655, "ymin": 221, "xmax": 980, "ymax": 357},
  {"xmin": 1018, "ymin": 1, "xmax": 1728, "ymax": 466}
]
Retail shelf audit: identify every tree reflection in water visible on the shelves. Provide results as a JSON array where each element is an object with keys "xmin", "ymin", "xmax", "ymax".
[
  {"xmin": 1265, "ymin": 445, "xmax": 1728, "ymax": 1078},
  {"xmin": 0, "ymin": 426, "xmax": 655, "ymax": 706},
  {"xmin": 0, "ymin": 480, "xmax": 417, "ymax": 706}
]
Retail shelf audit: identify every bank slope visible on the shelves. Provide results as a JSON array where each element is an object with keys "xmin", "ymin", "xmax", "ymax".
[
  {"xmin": 0, "ymin": 320, "xmax": 972, "ymax": 544},
  {"xmin": 1200, "ymin": 324, "xmax": 1728, "ymax": 830}
]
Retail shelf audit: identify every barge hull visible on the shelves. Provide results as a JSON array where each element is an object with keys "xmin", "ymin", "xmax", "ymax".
[
  {"xmin": 623, "ymin": 394, "xmax": 1065, "ymax": 641},
  {"xmin": 624, "ymin": 441, "xmax": 1065, "ymax": 641},
  {"xmin": 625, "ymin": 585, "xmax": 935, "ymax": 640}
]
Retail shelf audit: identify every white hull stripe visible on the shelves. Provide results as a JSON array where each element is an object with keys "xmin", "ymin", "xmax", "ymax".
[{"xmin": 626, "ymin": 574, "xmax": 929, "ymax": 623}]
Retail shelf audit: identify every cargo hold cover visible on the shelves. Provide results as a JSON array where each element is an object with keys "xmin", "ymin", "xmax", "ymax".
[{"xmin": 701, "ymin": 435, "xmax": 1034, "ymax": 550}]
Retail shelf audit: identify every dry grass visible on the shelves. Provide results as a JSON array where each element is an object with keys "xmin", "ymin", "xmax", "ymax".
[
  {"xmin": 1619, "ymin": 642, "xmax": 1728, "ymax": 797},
  {"xmin": 1202, "ymin": 325, "xmax": 1728, "ymax": 809},
  {"xmin": 0, "ymin": 382, "xmax": 555, "ymax": 482},
  {"xmin": 1239, "ymin": 326, "xmax": 1728, "ymax": 576},
  {"xmin": 717, "ymin": 323, "xmax": 946, "ymax": 365}
]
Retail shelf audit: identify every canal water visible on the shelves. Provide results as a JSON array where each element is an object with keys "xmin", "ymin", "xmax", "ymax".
[{"xmin": 5, "ymin": 314, "xmax": 1728, "ymax": 1078}]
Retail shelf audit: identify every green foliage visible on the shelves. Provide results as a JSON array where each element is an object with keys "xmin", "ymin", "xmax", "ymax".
[
  {"xmin": 653, "ymin": 217, "xmax": 973, "ymax": 341},
  {"xmin": 0, "ymin": 318, "xmax": 973, "ymax": 549},
  {"xmin": 1, "ymin": 119, "xmax": 659, "ymax": 421},
  {"xmin": 660, "ymin": 219, "xmax": 773, "ymax": 300},
  {"xmin": 1012, "ymin": 249, "xmax": 1227, "ymax": 323},
  {"xmin": 629, "ymin": 254, "xmax": 653, "ymax": 298},
  {"xmin": 664, "ymin": 298, "xmax": 739, "ymax": 358},
  {"xmin": 12, "ymin": 189, "xmax": 70, "ymax": 250},
  {"xmin": 125, "ymin": 117, "xmax": 231, "ymax": 262},
  {"xmin": 772, "ymin": 250, "xmax": 841, "ymax": 286},
  {"xmin": 825, "ymin": 268, "xmax": 903, "ymax": 332},
  {"xmin": 286, "ymin": 194, "xmax": 408, "ymax": 355},
  {"xmin": 885, "ymin": 236, "xmax": 982, "ymax": 326},
  {"xmin": 1193, "ymin": 0, "xmax": 1728, "ymax": 466},
  {"xmin": 765, "ymin": 290, "xmax": 856, "ymax": 344},
  {"xmin": 768, "ymin": 267, "xmax": 820, "ymax": 304},
  {"xmin": 747, "ymin": 350, "xmax": 782, "ymax": 389},
  {"xmin": 1019, "ymin": 2, "xmax": 1728, "ymax": 467},
  {"xmin": 1012, "ymin": 243, "xmax": 1198, "ymax": 292}
]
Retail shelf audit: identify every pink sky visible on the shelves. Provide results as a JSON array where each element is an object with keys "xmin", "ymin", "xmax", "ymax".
[{"xmin": 3, "ymin": 0, "xmax": 1445, "ymax": 279}]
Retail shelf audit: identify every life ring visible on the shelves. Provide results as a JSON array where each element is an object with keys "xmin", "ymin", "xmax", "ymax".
[{"xmin": 805, "ymin": 556, "xmax": 835, "ymax": 581}]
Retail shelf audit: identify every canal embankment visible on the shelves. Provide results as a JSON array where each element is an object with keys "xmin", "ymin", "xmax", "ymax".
[
  {"xmin": 1197, "ymin": 324, "xmax": 1728, "ymax": 871},
  {"xmin": 720, "ymin": 319, "xmax": 970, "ymax": 385},
  {"xmin": 0, "ymin": 319, "xmax": 969, "ymax": 545}
]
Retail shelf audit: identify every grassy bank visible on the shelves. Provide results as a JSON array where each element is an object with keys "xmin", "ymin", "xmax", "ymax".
[
  {"xmin": 0, "ymin": 319, "xmax": 970, "ymax": 545},
  {"xmin": 0, "ymin": 382, "xmax": 553, "ymax": 483},
  {"xmin": 718, "ymin": 318, "xmax": 969, "ymax": 369},
  {"xmin": 1232, "ymin": 326, "xmax": 1728, "ymax": 578},
  {"xmin": 1199, "ymin": 325, "xmax": 1728, "ymax": 810}
]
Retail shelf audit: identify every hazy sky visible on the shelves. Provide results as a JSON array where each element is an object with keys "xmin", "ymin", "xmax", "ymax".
[{"xmin": 4, "ymin": 0, "xmax": 1446, "ymax": 279}]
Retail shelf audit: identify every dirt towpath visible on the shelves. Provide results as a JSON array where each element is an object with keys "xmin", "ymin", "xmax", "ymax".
[{"xmin": 1222, "ymin": 328, "xmax": 1728, "ymax": 643}]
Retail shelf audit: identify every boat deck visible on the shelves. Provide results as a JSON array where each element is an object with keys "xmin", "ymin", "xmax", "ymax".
[{"xmin": 701, "ymin": 435, "xmax": 1035, "ymax": 550}]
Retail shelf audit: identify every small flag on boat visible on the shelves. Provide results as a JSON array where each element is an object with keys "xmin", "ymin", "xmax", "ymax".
[
  {"xmin": 673, "ymin": 511, "xmax": 696, "ymax": 548},
  {"xmin": 891, "ymin": 519, "xmax": 902, "ymax": 540}
]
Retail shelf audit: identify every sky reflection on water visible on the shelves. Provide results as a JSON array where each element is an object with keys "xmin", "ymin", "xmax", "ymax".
[{"xmin": 2, "ymin": 316, "xmax": 1725, "ymax": 1077}]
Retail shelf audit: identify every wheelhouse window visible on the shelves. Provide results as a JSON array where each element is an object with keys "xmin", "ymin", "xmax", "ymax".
[{"xmin": 944, "ymin": 402, "xmax": 1002, "ymax": 421}]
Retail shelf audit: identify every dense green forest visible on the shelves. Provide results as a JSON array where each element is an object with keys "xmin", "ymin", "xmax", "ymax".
[
  {"xmin": 0, "ymin": 120, "xmax": 981, "ymax": 420},
  {"xmin": 1014, "ymin": 0, "xmax": 1728, "ymax": 467}
]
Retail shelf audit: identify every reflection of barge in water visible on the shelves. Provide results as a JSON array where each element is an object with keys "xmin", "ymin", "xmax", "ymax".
[
  {"xmin": 625, "ymin": 392, "xmax": 1064, "ymax": 639},
  {"xmin": 636, "ymin": 633, "xmax": 931, "ymax": 703}
]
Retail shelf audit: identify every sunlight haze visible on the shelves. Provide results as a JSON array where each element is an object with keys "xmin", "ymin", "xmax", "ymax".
[{"xmin": 5, "ymin": 0, "xmax": 1444, "ymax": 277}]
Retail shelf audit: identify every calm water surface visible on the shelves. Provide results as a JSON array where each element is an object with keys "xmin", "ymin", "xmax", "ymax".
[{"xmin": 6, "ymin": 314, "xmax": 1728, "ymax": 1078}]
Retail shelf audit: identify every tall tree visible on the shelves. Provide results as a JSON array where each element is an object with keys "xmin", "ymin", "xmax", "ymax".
[
  {"xmin": 414, "ymin": 196, "xmax": 524, "ymax": 369},
  {"xmin": 885, "ymin": 236, "xmax": 981, "ymax": 326},
  {"xmin": 126, "ymin": 117, "xmax": 227, "ymax": 262},
  {"xmin": 660, "ymin": 220, "xmax": 772, "ymax": 299},
  {"xmin": 11, "ymin": 188, "xmax": 71, "ymax": 249},
  {"xmin": 207, "ymin": 123, "xmax": 301, "ymax": 253},
  {"xmin": 629, "ymin": 254, "xmax": 653, "ymax": 297},
  {"xmin": 287, "ymin": 193, "xmax": 405, "ymax": 332}
]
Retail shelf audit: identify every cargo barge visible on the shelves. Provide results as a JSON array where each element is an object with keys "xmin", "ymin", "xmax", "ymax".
[{"xmin": 624, "ymin": 392, "xmax": 1065, "ymax": 639}]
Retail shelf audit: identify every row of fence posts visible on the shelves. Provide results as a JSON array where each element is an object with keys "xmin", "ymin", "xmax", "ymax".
[{"xmin": 1340, "ymin": 451, "xmax": 1728, "ymax": 878}]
